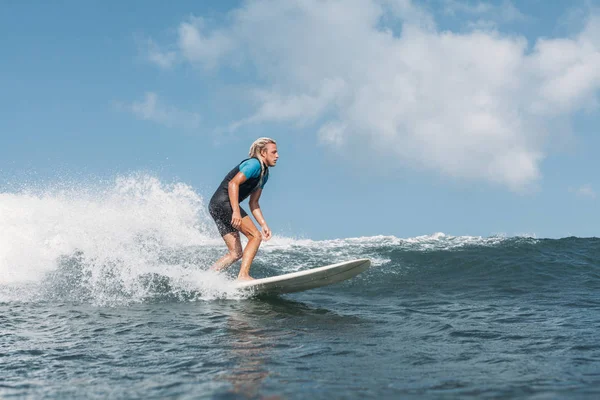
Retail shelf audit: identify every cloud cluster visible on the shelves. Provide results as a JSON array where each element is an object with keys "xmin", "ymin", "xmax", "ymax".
[
  {"xmin": 571, "ymin": 184, "xmax": 597, "ymax": 199},
  {"xmin": 146, "ymin": 0, "xmax": 600, "ymax": 191},
  {"xmin": 119, "ymin": 92, "xmax": 201, "ymax": 130},
  {"xmin": 145, "ymin": 38, "xmax": 177, "ymax": 69},
  {"xmin": 442, "ymin": 0, "xmax": 526, "ymax": 22}
]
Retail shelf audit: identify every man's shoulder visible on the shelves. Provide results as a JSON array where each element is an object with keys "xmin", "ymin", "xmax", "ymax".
[
  {"xmin": 239, "ymin": 158, "xmax": 261, "ymax": 177},
  {"xmin": 241, "ymin": 158, "xmax": 260, "ymax": 166},
  {"xmin": 240, "ymin": 158, "xmax": 260, "ymax": 169}
]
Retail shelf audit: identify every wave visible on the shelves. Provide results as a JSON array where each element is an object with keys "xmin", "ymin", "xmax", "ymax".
[
  {"xmin": 0, "ymin": 174, "xmax": 238, "ymax": 304},
  {"xmin": 1, "ymin": 174, "xmax": 597, "ymax": 305}
]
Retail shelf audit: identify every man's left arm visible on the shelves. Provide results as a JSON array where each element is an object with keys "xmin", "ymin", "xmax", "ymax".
[{"xmin": 249, "ymin": 189, "xmax": 271, "ymax": 240}]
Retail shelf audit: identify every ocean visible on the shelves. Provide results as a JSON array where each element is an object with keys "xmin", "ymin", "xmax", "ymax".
[{"xmin": 1, "ymin": 176, "xmax": 599, "ymax": 399}]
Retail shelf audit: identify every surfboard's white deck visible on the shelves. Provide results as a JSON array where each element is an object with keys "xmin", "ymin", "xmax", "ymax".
[{"xmin": 235, "ymin": 258, "xmax": 371, "ymax": 295}]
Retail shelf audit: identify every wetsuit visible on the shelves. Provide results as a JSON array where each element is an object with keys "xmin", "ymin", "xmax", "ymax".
[{"xmin": 209, "ymin": 158, "xmax": 269, "ymax": 236}]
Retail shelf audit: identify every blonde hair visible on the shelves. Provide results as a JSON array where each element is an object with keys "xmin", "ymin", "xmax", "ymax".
[
  {"xmin": 248, "ymin": 137, "xmax": 276, "ymax": 187},
  {"xmin": 248, "ymin": 137, "xmax": 276, "ymax": 159}
]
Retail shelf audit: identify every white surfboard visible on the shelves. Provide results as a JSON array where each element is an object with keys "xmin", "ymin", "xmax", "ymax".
[{"xmin": 235, "ymin": 258, "xmax": 371, "ymax": 295}]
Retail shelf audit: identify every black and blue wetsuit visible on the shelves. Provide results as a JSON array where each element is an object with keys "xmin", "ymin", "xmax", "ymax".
[{"xmin": 209, "ymin": 158, "xmax": 269, "ymax": 236}]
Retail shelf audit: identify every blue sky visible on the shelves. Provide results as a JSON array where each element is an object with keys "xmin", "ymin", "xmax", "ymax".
[{"xmin": 1, "ymin": 0, "xmax": 599, "ymax": 240}]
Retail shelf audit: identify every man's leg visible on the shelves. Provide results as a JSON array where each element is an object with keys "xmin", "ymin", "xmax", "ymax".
[
  {"xmin": 210, "ymin": 232, "xmax": 243, "ymax": 272},
  {"xmin": 237, "ymin": 216, "xmax": 262, "ymax": 280}
]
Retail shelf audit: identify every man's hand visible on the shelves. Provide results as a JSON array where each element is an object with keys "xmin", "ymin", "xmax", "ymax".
[
  {"xmin": 231, "ymin": 211, "xmax": 242, "ymax": 230},
  {"xmin": 261, "ymin": 224, "xmax": 272, "ymax": 241}
]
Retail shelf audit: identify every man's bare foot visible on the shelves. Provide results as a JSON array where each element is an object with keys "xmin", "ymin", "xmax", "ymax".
[
  {"xmin": 210, "ymin": 264, "xmax": 229, "ymax": 272},
  {"xmin": 237, "ymin": 275, "xmax": 255, "ymax": 281}
]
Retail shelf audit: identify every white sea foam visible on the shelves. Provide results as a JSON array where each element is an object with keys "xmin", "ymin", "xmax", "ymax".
[
  {"xmin": 0, "ymin": 174, "xmax": 520, "ymax": 304},
  {"xmin": 262, "ymin": 232, "xmax": 514, "ymax": 254},
  {"xmin": 0, "ymin": 175, "xmax": 240, "ymax": 304}
]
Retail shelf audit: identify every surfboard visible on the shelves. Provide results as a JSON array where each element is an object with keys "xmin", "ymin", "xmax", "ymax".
[{"xmin": 235, "ymin": 258, "xmax": 371, "ymax": 295}]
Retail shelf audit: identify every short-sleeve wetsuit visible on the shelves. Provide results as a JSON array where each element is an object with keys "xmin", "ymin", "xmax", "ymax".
[{"xmin": 209, "ymin": 158, "xmax": 269, "ymax": 236}]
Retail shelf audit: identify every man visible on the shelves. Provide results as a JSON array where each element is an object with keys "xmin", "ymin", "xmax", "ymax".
[{"xmin": 208, "ymin": 138, "xmax": 279, "ymax": 280}]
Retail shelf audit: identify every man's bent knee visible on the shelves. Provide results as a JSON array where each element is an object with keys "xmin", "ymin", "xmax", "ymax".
[{"xmin": 242, "ymin": 228, "xmax": 262, "ymax": 241}]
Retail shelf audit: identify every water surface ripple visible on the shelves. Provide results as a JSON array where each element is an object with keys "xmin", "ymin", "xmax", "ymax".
[{"xmin": 2, "ymin": 235, "xmax": 600, "ymax": 399}]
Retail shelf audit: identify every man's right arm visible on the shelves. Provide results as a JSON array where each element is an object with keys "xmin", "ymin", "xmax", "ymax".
[{"xmin": 228, "ymin": 172, "xmax": 248, "ymax": 228}]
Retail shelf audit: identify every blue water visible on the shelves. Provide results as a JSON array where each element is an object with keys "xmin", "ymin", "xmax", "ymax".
[
  {"xmin": 2, "ymin": 235, "xmax": 600, "ymax": 399},
  {"xmin": 1, "ymin": 180, "xmax": 600, "ymax": 399}
]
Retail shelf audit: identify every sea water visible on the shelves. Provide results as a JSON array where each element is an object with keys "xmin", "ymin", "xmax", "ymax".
[{"xmin": 1, "ymin": 176, "xmax": 599, "ymax": 399}]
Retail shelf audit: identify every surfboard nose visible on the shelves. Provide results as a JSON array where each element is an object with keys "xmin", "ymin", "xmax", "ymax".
[{"xmin": 352, "ymin": 258, "xmax": 372, "ymax": 270}]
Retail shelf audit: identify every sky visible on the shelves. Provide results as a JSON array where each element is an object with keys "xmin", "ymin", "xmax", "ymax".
[{"xmin": 1, "ymin": 0, "xmax": 599, "ymax": 240}]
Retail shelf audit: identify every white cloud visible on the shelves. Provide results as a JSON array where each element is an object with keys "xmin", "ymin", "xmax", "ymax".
[
  {"xmin": 442, "ymin": 0, "xmax": 526, "ymax": 23},
  {"xmin": 119, "ymin": 92, "xmax": 201, "ymax": 130},
  {"xmin": 529, "ymin": 16, "xmax": 600, "ymax": 114},
  {"xmin": 318, "ymin": 121, "xmax": 347, "ymax": 147},
  {"xmin": 146, "ymin": 38, "xmax": 177, "ymax": 69},
  {"xmin": 177, "ymin": 16, "xmax": 234, "ymax": 70},
  {"xmin": 442, "ymin": 0, "xmax": 493, "ymax": 15},
  {"xmin": 229, "ymin": 77, "xmax": 347, "ymax": 131},
  {"xmin": 572, "ymin": 184, "xmax": 597, "ymax": 199},
  {"xmin": 148, "ymin": 0, "xmax": 600, "ymax": 191}
]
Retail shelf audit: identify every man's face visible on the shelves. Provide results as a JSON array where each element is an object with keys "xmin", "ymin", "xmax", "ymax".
[{"xmin": 262, "ymin": 143, "xmax": 279, "ymax": 167}]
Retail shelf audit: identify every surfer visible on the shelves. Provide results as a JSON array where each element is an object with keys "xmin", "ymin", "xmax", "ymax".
[{"xmin": 208, "ymin": 138, "xmax": 279, "ymax": 280}]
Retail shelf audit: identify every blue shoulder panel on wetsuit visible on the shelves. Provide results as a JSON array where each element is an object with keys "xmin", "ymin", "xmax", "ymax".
[{"xmin": 239, "ymin": 159, "xmax": 269, "ymax": 189}]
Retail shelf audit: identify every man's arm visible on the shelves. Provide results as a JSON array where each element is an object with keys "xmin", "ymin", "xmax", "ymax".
[
  {"xmin": 228, "ymin": 172, "xmax": 247, "ymax": 229},
  {"xmin": 249, "ymin": 189, "xmax": 272, "ymax": 240}
]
